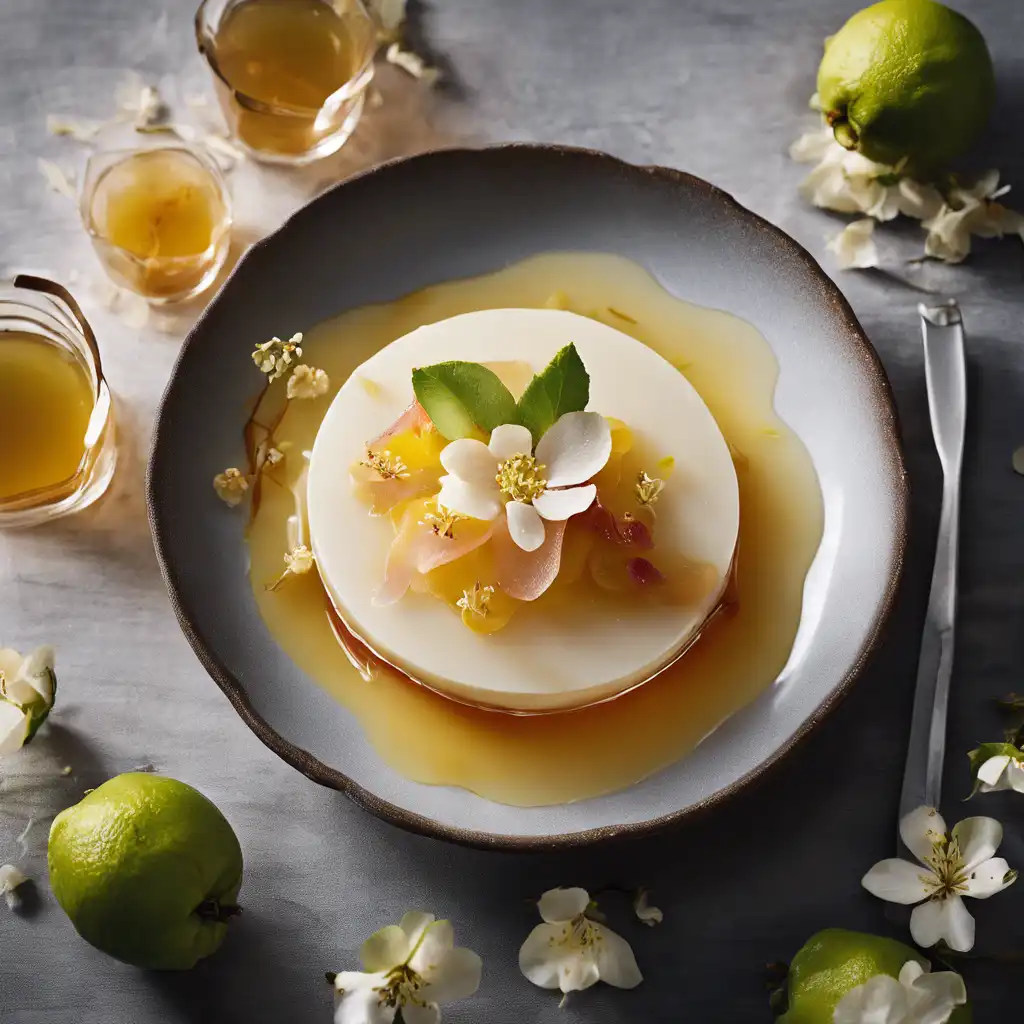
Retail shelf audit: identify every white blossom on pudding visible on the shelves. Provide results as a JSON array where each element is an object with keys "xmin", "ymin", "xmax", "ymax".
[
  {"xmin": 213, "ymin": 467, "xmax": 249, "ymax": 507},
  {"xmin": 833, "ymin": 959, "xmax": 967, "ymax": 1024},
  {"xmin": 332, "ymin": 911, "xmax": 481, "ymax": 1024},
  {"xmin": 975, "ymin": 751, "xmax": 1024, "ymax": 794},
  {"xmin": 287, "ymin": 364, "xmax": 330, "ymax": 400},
  {"xmin": 519, "ymin": 887, "xmax": 642, "ymax": 997},
  {"xmin": 827, "ymin": 219, "xmax": 880, "ymax": 270},
  {"xmin": 0, "ymin": 646, "xmax": 56, "ymax": 756},
  {"xmin": 923, "ymin": 171, "xmax": 1024, "ymax": 264},
  {"xmin": 0, "ymin": 863, "xmax": 29, "ymax": 910},
  {"xmin": 437, "ymin": 413, "xmax": 611, "ymax": 553},
  {"xmin": 861, "ymin": 806, "xmax": 1017, "ymax": 952}
]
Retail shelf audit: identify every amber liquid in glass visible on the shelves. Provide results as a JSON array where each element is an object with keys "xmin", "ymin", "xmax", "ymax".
[
  {"xmin": 247, "ymin": 253, "xmax": 825, "ymax": 806},
  {"xmin": 210, "ymin": 0, "xmax": 369, "ymax": 157},
  {"xmin": 0, "ymin": 333, "xmax": 94, "ymax": 500},
  {"xmin": 88, "ymin": 149, "xmax": 228, "ymax": 300}
]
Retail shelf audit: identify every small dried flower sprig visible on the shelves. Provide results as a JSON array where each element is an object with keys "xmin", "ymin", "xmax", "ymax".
[
  {"xmin": 635, "ymin": 470, "xmax": 665, "ymax": 509},
  {"xmin": 252, "ymin": 333, "xmax": 303, "ymax": 382},
  {"xmin": 268, "ymin": 545, "xmax": 315, "ymax": 592},
  {"xmin": 359, "ymin": 449, "xmax": 409, "ymax": 481},
  {"xmin": 287, "ymin": 364, "xmax": 330, "ymax": 401},
  {"xmin": 213, "ymin": 467, "xmax": 249, "ymax": 507},
  {"xmin": 456, "ymin": 582, "xmax": 494, "ymax": 619}
]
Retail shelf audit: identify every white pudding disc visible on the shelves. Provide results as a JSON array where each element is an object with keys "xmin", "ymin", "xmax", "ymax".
[{"xmin": 308, "ymin": 309, "xmax": 739, "ymax": 712}]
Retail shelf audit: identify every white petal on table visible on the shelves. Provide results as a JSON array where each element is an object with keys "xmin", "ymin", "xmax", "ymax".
[
  {"xmin": 334, "ymin": 971, "xmax": 397, "ymax": 1024},
  {"xmin": 861, "ymin": 858, "xmax": 933, "ymax": 904},
  {"xmin": 440, "ymin": 438, "xmax": 497, "ymax": 485},
  {"xmin": 1007, "ymin": 759, "xmax": 1024, "ymax": 793},
  {"xmin": 400, "ymin": 1004, "xmax": 440, "ymax": 1024},
  {"xmin": 506, "ymin": 500, "xmax": 545, "ymax": 552},
  {"xmin": 519, "ymin": 923, "xmax": 600, "ymax": 993},
  {"xmin": 910, "ymin": 896, "xmax": 975, "ymax": 952},
  {"xmin": 977, "ymin": 755, "xmax": 1012, "ymax": 790},
  {"xmin": 0, "ymin": 702, "xmax": 29, "ymax": 756},
  {"xmin": 533, "ymin": 484, "xmax": 596, "ymax": 521},
  {"xmin": 833, "ymin": 974, "xmax": 907, "ymax": 1024},
  {"xmin": 962, "ymin": 856, "xmax": 1016, "ymax": 898},
  {"xmin": 436, "ymin": 476, "xmax": 501, "ymax": 521},
  {"xmin": 593, "ymin": 924, "xmax": 643, "ymax": 989},
  {"xmin": 952, "ymin": 816, "xmax": 1003, "ymax": 871},
  {"xmin": 535, "ymin": 411, "xmax": 612, "ymax": 488},
  {"xmin": 899, "ymin": 805, "xmax": 947, "ymax": 865},
  {"xmin": 488, "ymin": 423, "xmax": 534, "ymax": 461},
  {"xmin": 538, "ymin": 887, "xmax": 590, "ymax": 923},
  {"xmin": 904, "ymin": 965, "xmax": 968, "ymax": 1019}
]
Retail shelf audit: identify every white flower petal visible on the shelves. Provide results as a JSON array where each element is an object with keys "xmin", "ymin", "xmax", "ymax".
[
  {"xmin": 441, "ymin": 439, "xmax": 498, "ymax": 486},
  {"xmin": 398, "ymin": 911, "xmax": 436, "ymax": 946},
  {"xmin": 833, "ymin": 973, "xmax": 907, "ymax": 1024},
  {"xmin": 436, "ymin": 476, "xmax": 501, "ymax": 521},
  {"xmin": 788, "ymin": 126, "xmax": 835, "ymax": 163},
  {"xmin": 533, "ymin": 484, "xmax": 596, "ymax": 522},
  {"xmin": 827, "ymin": 219, "xmax": 880, "ymax": 270},
  {"xmin": 952, "ymin": 816, "xmax": 1002, "ymax": 871},
  {"xmin": 900, "ymin": 806, "xmax": 947, "ymax": 864},
  {"xmin": 1007, "ymin": 759, "xmax": 1024, "ymax": 793},
  {"xmin": 506, "ymin": 500, "xmax": 545, "ymax": 552},
  {"xmin": 911, "ymin": 896, "xmax": 975, "ymax": 952},
  {"xmin": 535, "ymin": 412, "xmax": 612, "ymax": 488},
  {"xmin": 977, "ymin": 754, "xmax": 1012, "ymax": 789},
  {"xmin": 334, "ymin": 971, "xmax": 396, "ymax": 1024},
  {"xmin": 0, "ymin": 702, "xmax": 29, "ymax": 756},
  {"xmin": 906, "ymin": 967, "xmax": 968, "ymax": 1023},
  {"xmin": 488, "ymin": 423, "xmax": 533, "ymax": 461},
  {"xmin": 897, "ymin": 960, "xmax": 925, "ymax": 987},
  {"xmin": 0, "ymin": 862, "xmax": 28, "ymax": 910},
  {"xmin": 592, "ymin": 923, "xmax": 642, "ymax": 989},
  {"xmin": 360, "ymin": 924, "xmax": 410, "ymax": 971},
  {"xmin": 861, "ymin": 858, "xmax": 933, "ymax": 905},
  {"xmin": 558, "ymin": 952, "xmax": 601, "ymax": 993},
  {"xmin": 10, "ymin": 646, "xmax": 55, "ymax": 706},
  {"xmin": 896, "ymin": 179, "xmax": 945, "ymax": 221},
  {"xmin": 538, "ymin": 887, "xmax": 591, "ymax": 923},
  {"xmin": 633, "ymin": 889, "xmax": 663, "ymax": 927},
  {"xmin": 418, "ymin": 946, "xmax": 483, "ymax": 1004},
  {"xmin": 962, "ymin": 856, "xmax": 1016, "ymax": 899},
  {"xmin": 519, "ymin": 922, "xmax": 575, "ymax": 989},
  {"xmin": 400, "ymin": 1005, "xmax": 440, "ymax": 1024}
]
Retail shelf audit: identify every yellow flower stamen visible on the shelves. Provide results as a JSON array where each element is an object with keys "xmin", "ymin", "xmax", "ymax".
[
  {"xmin": 496, "ymin": 453, "xmax": 546, "ymax": 503},
  {"xmin": 359, "ymin": 449, "xmax": 410, "ymax": 480},
  {"xmin": 457, "ymin": 582, "xmax": 495, "ymax": 618},
  {"xmin": 635, "ymin": 470, "xmax": 664, "ymax": 508},
  {"xmin": 421, "ymin": 503, "xmax": 464, "ymax": 539}
]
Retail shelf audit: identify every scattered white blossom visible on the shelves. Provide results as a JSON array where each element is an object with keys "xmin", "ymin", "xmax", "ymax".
[
  {"xmin": 213, "ymin": 467, "xmax": 249, "ymax": 507},
  {"xmin": 923, "ymin": 171, "xmax": 1024, "ymax": 264},
  {"xmin": 519, "ymin": 887, "xmax": 642, "ymax": 997},
  {"xmin": 368, "ymin": 0, "xmax": 406, "ymax": 39},
  {"xmin": 0, "ymin": 864, "xmax": 29, "ymax": 911},
  {"xmin": 833, "ymin": 959, "xmax": 967, "ymax": 1024},
  {"xmin": 632, "ymin": 889, "xmax": 663, "ymax": 927},
  {"xmin": 385, "ymin": 43, "xmax": 441, "ymax": 85},
  {"xmin": 265, "ymin": 446, "xmax": 286, "ymax": 468},
  {"xmin": 827, "ymin": 218, "xmax": 880, "ymax": 270},
  {"xmin": 45, "ymin": 114, "xmax": 102, "ymax": 142},
  {"xmin": 37, "ymin": 158, "xmax": 77, "ymax": 202},
  {"xmin": 0, "ymin": 647, "xmax": 56, "ymax": 756},
  {"xmin": 861, "ymin": 805, "xmax": 1017, "ymax": 952},
  {"xmin": 268, "ymin": 546, "xmax": 315, "ymax": 591},
  {"xmin": 333, "ymin": 911, "xmax": 482, "ymax": 1024},
  {"xmin": 253, "ymin": 334, "xmax": 303, "ymax": 382},
  {"xmin": 287, "ymin": 364, "xmax": 330, "ymax": 400},
  {"xmin": 438, "ymin": 414, "xmax": 610, "ymax": 553}
]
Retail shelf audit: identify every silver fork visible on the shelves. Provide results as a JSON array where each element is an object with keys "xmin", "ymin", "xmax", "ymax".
[{"xmin": 898, "ymin": 300, "xmax": 967, "ymax": 831}]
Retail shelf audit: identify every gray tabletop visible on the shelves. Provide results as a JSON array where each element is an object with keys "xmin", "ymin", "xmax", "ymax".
[{"xmin": 2, "ymin": 1, "xmax": 1024, "ymax": 1021}]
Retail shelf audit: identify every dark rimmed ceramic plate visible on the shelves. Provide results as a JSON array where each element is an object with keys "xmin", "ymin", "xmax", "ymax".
[{"xmin": 148, "ymin": 144, "xmax": 907, "ymax": 850}]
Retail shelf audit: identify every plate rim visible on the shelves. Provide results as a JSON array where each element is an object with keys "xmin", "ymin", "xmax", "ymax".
[{"xmin": 147, "ymin": 142, "xmax": 910, "ymax": 851}]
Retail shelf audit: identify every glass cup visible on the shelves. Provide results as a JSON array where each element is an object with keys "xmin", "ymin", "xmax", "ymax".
[
  {"xmin": 195, "ymin": 0, "xmax": 377, "ymax": 165},
  {"xmin": 0, "ymin": 276, "xmax": 117, "ymax": 528},
  {"xmin": 81, "ymin": 141, "xmax": 233, "ymax": 304}
]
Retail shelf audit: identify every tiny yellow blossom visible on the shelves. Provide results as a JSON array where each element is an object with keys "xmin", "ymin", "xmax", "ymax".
[
  {"xmin": 286, "ymin": 364, "xmax": 330, "ymax": 400},
  {"xmin": 456, "ymin": 581, "xmax": 494, "ymax": 618},
  {"xmin": 213, "ymin": 468, "xmax": 249, "ymax": 507},
  {"xmin": 635, "ymin": 471, "xmax": 665, "ymax": 508}
]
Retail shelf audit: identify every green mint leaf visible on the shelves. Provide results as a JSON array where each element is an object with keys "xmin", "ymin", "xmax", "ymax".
[
  {"xmin": 517, "ymin": 343, "xmax": 589, "ymax": 445},
  {"xmin": 411, "ymin": 361, "xmax": 518, "ymax": 441}
]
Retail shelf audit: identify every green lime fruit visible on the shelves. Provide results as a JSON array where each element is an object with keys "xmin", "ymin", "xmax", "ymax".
[
  {"xmin": 779, "ymin": 928, "xmax": 972, "ymax": 1023},
  {"xmin": 48, "ymin": 773, "xmax": 243, "ymax": 970},
  {"xmin": 817, "ymin": 0, "xmax": 995, "ymax": 171}
]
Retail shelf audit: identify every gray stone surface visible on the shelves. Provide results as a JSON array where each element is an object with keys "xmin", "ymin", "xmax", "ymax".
[{"xmin": 2, "ymin": 0, "xmax": 1023, "ymax": 1020}]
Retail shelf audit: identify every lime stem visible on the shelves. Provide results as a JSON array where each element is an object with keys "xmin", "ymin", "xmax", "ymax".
[
  {"xmin": 827, "ymin": 113, "xmax": 859, "ymax": 151},
  {"xmin": 195, "ymin": 898, "xmax": 242, "ymax": 923}
]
